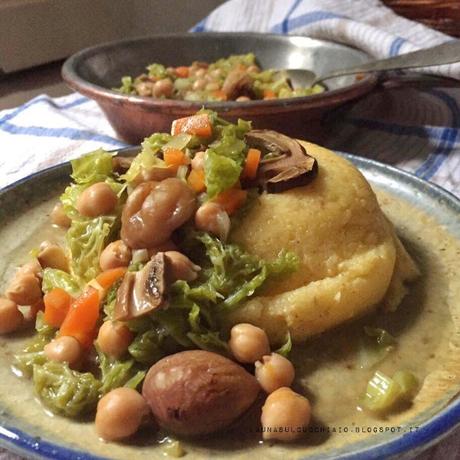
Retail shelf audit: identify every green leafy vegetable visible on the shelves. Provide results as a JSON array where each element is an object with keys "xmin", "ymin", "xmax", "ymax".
[
  {"xmin": 147, "ymin": 63, "xmax": 168, "ymax": 79},
  {"xmin": 128, "ymin": 328, "xmax": 166, "ymax": 365},
  {"xmin": 67, "ymin": 216, "xmax": 118, "ymax": 284},
  {"xmin": 33, "ymin": 361, "xmax": 101, "ymax": 417},
  {"xmin": 102, "ymin": 281, "xmax": 121, "ymax": 320},
  {"xmin": 41, "ymin": 268, "xmax": 80, "ymax": 297},
  {"xmin": 14, "ymin": 312, "xmax": 56, "ymax": 377},
  {"xmin": 122, "ymin": 132, "xmax": 172, "ymax": 183},
  {"xmin": 71, "ymin": 149, "xmax": 114, "ymax": 185},
  {"xmin": 97, "ymin": 349, "xmax": 145, "ymax": 394},
  {"xmin": 275, "ymin": 332, "xmax": 292, "ymax": 358},
  {"xmin": 204, "ymin": 118, "xmax": 251, "ymax": 198},
  {"xmin": 361, "ymin": 370, "xmax": 418, "ymax": 413},
  {"xmin": 119, "ymin": 76, "xmax": 135, "ymax": 94},
  {"xmin": 204, "ymin": 150, "xmax": 242, "ymax": 199},
  {"xmin": 196, "ymin": 233, "xmax": 298, "ymax": 310}
]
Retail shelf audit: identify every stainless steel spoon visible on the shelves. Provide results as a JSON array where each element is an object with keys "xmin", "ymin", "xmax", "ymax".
[{"xmin": 286, "ymin": 40, "xmax": 460, "ymax": 87}]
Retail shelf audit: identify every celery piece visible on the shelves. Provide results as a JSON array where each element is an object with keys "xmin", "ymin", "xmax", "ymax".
[
  {"xmin": 362, "ymin": 370, "xmax": 418, "ymax": 413},
  {"xmin": 358, "ymin": 327, "xmax": 396, "ymax": 369}
]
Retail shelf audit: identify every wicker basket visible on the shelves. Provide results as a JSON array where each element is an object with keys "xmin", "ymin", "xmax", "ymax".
[{"xmin": 383, "ymin": 1, "xmax": 460, "ymax": 37}]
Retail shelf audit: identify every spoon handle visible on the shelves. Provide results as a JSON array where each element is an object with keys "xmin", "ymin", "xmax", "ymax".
[{"xmin": 317, "ymin": 40, "xmax": 460, "ymax": 84}]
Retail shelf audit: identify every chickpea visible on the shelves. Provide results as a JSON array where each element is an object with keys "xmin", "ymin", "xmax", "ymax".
[
  {"xmin": 206, "ymin": 82, "xmax": 220, "ymax": 92},
  {"xmin": 50, "ymin": 203, "xmax": 71, "ymax": 228},
  {"xmin": 37, "ymin": 241, "xmax": 69, "ymax": 272},
  {"xmin": 261, "ymin": 387, "xmax": 311, "ymax": 441},
  {"xmin": 255, "ymin": 353, "xmax": 295, "ymax": 393},
  {"xmin": 191, "ymin": 151, "xmax": 206, "ymax": 171},
  {"xmin": 236, "ymin": 96, "xmax": 251, "ymax": 102},
  {"xmin": 165, "ymin": 251, "xmax": 201, "ymax": 282},
  {"xmin": 76, "ymin": 182, "xmax": 117, "ymax": 218},
  {"xmin": 192, "ymin": 79, "xmax": 207, "ymax": 91},
  {"xmin": 153, "ymin": 78, "xmax": 174, "ymax": 98},
  {"xmin": 17, "ymin": 259, "xmax": 42, "ymax": 279},
  {"xmin": 194, "ymin": 202, "xmax": 230, "ymax": 241},
  {"xmin": 135, "ymin": 81, "xmax": 154, "ymax": 97},
  {"xmin": 229, "ymin": 323, "xmax": 270, "ymax": 364},
  {"xmin": 44, "ymin": 336, "xmax": 82, "ymax": 366},
  {"xmin": 100, "ymin": 240, "xmax": 132, "ymax": 271},
  {"xmin": 96, "ymin": 321, "xmax": 133, "ymax": 359},
  {"xmin": 247, "ymin": 65, "xmax": 260, "ymax": 74},
  {"xmin": 95, "ymin": 388, "xmax": 149, "ymax": 441},
  {"xmin": 194, "ymin": 68, "xmax": 206, "ymax": 78},
  {"xmin": 0, "ymin": 298, "xmax": 24, "ymax": 334},
  {"xmin": 6, "ymin": 273, "xmax": 42, "ymax": 305},
  {"xmin": 210, "ymin": 68, "xmax": 223, "ymax": 79}
]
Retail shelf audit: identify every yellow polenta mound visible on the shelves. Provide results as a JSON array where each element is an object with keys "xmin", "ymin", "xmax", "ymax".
[{"xmin": 228, "ymin": 141, "xmax": 419, "ymax": 343}]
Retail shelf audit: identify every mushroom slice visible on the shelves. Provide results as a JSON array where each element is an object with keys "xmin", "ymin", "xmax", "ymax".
[
  {"xmin": 245, "ymin": 130, "xmax": 318, "ymax": 193},
  {"xmin": 112, "ymin": 156, "xmax": 133, "ymax": 174},
  {"xmin": 114, "ymin": 252, "xmax": 168, "ymax": 321},
  {"xmin": 222, "ymin": 67, "xmax": 254, "ymax": 100}
]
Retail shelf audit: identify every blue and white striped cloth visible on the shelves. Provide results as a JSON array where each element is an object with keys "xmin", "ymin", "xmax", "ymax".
[{"xmin": 0, "ymin": 0, "xmax": 459, "ymax": 199}]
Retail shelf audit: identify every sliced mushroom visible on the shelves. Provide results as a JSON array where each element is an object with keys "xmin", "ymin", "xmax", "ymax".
[
  {"xmin": 112, "ymin": 156, "xmax": 133, "ymax": 174},
  {"xmin": 222, "ymin": 67, "xmax": 254, "ymax": 100},
  {"xmin": 114, "ymin": 252, "xmax": 169, "ymax": 321},
  {"xmin": 245, "ymin": 130, "xmax": 318, "ymax": 193}
]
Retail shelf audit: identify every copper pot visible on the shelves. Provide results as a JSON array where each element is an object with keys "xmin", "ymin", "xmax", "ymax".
[{"xmin": 62, "ymin": 33, "xmax": 378, "ymax": 144}]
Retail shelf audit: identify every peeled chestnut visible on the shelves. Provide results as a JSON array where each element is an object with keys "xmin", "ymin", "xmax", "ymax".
[{"xmin": 142, "ymin": 350, "xmax": 260, "ymax": 436}]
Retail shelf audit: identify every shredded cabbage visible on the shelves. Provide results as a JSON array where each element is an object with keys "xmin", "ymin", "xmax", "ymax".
[
  {"xmin": 66, "ymin": 216, "xmax": 118, "ymax": 284},
  {"xmin": 41, "ymin": 268, "xmax": 80, "ymax": 297},
  {"xmin": 122, "ymin": 132, "xmax": 172, "ymax": 183},
  {"xmin": 118, "ymin": 76, "xmax": 135, "ymax": 94},
  {"xmin": 275, "ymin": 332, "xmax": 292, "ymax": 358},
  {"xmin": 33, "ymin": 361, "xmax": 101, "ymax": 417},
  {"xmin": 14, "ymin": 312, "xmax": 55, "ymax": 377},
  {"xmin": 204, "ymin": 118, "xmax": 251, "ymax": 198},
  {"xmin": 97, "ymin": 349, "xmax": 145, "ymax": 394},
  {"xmin": 71, "ymin": 149, "xmax": 114, "ymax": 185},
  {"xmin": 128, "ymin": 328, "xmax": 166, "ymax": 365}
]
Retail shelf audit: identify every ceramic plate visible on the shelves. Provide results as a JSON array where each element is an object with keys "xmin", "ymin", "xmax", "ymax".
[{"xmin": 0, "ymin": 148, "xmax": 458, "ymax": 459}]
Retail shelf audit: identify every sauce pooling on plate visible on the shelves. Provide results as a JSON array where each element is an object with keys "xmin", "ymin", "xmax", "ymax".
[{"xmin": 0, "ymin": 111, "xmax": 438, "ymax": 453}]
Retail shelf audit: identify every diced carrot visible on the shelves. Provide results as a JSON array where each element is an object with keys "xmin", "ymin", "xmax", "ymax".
[
  {"xmin": 171, "ymin": 113, "xmax": 212, "ymax": 137},
  {"xmin": 44, "ymin": 288, "xmax": 73, "ymax": 328},
  {"xmin": 213, "ymin": 188, "xmax": 247, "ymax": 215},
  {"xmin": 95, "ymin": 267, "xmax": 127, "ymax": 290},
  {"xmin": 242, "ymin": 148, "xmax": 261, "ymax": 180},
  {"xmin": 60, "ymin": 288, "xmax": 100, "ymax": 348},
  {"xmin": 263, "ymin": 89, "xmax": 276, "ymax": 100},
  {"xmin": 187, "ymin": 169, "xmax": 206, "ymax": 193},
  {"xmin": 163, "ymin": 148, "xmax": 189, "ymax": 168},
  {"xmin": 212, "ymin": 90, "xmax": 227, "ymax": 101},
  {"xmin": 175, "ymin": 66, "xmax": 189, "ymax": 78}
]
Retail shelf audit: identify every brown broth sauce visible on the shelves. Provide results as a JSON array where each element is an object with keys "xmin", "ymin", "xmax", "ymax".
[{"xmin": 0, "ymin": 189, "xmax": 458, "ymax": 459}]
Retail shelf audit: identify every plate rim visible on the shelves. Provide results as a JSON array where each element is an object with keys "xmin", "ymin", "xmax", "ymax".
[{"xmin": 0, "ymin": 149, "xmax": 458, "ymax": 460}]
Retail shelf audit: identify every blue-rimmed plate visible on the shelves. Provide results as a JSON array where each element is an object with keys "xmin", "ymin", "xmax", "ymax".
[{"xmin": 0, "ymin": 148, "xmax": 458, "ymax": 459}]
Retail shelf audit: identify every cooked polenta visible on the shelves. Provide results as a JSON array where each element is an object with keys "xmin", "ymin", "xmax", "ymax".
[{"xmin": 229, "ymin": 142, "xmax": 419, "ymax": 343}]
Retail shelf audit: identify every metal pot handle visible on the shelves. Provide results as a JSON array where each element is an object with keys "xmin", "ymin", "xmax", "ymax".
[{"xmin": 377, "ymin": 71, "xmax": 460, "ymax": 89}]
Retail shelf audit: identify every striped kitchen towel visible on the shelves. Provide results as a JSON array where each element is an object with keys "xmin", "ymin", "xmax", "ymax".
[{"xmin": 0, "ymin": 0, "xmax": 459, "ymax": 198}]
